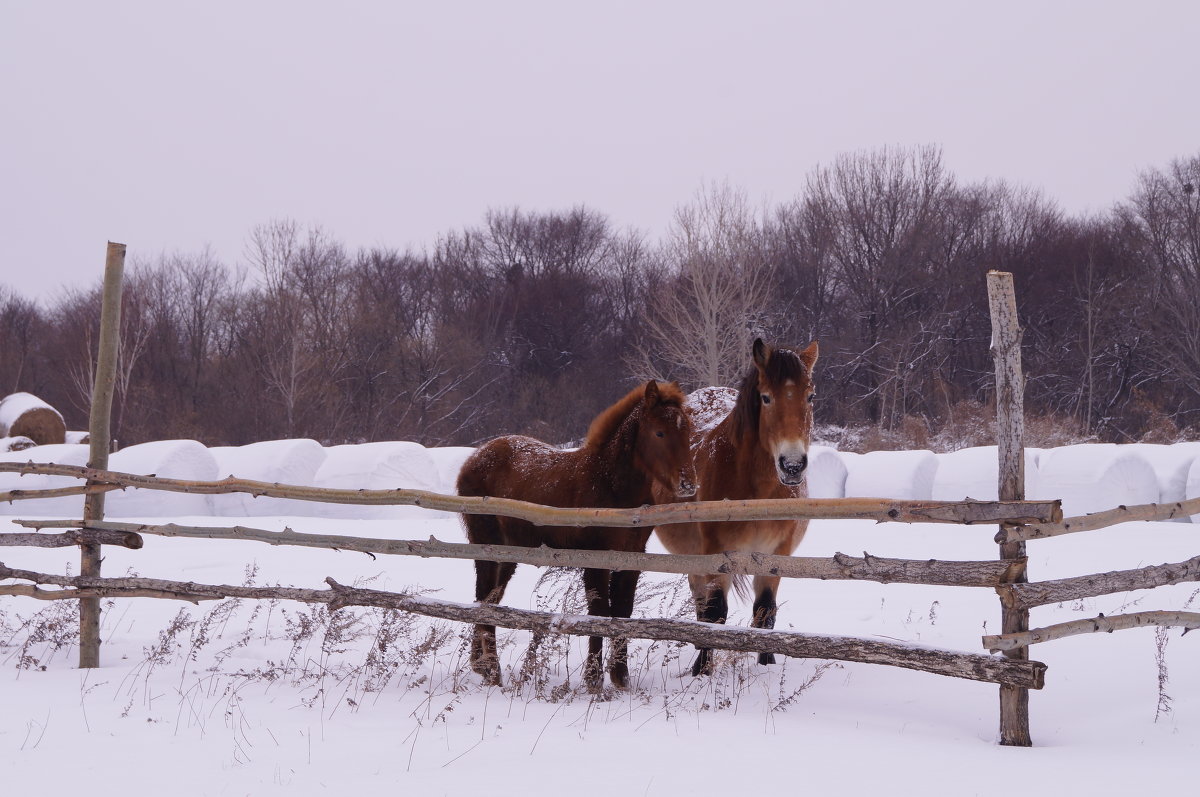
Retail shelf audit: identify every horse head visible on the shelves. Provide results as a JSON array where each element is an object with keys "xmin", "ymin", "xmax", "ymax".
[
  {"xmin": 747, "ymin": 338, "xmax": 819, "ymax": 486},
  {"xmin": 635, "ymin": 380, "xmax": 698, "ymax": 498}
]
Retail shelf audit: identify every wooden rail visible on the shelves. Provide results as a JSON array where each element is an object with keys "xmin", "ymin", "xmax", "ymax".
[
  {"xmin": 983, "ymin": 610, "xmax": 1200, "ymax": 652},
  {"xmin": 998, "ymin": 497, "xmax": 1200, "ymax": 544},
  {"xmin": 0, "ymin": 562, "xmax": 1047, "ymax": 689},
  {"xmin": 999, "ymin": 554, "xmax": 1200, "ymax": 610},
  {"xmin": 0, "ymin": 463, "xmax": 1064, "ymax": 526},
  {"xmin": 12, "ymin": 518, "xmax": 1026, "ymax": 587},
  {"xmin": 0, "ymin": 528, "xmax": 143, "ymax": 549}
]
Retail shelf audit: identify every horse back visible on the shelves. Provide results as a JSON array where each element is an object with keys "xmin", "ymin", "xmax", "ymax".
[
  {"xmin": 458, "ymin": 435, "xmax": 651, "ymax": 552},
  {"xmin": 458, "ymin": 435, "xmax": 583, "ymax": 504}
]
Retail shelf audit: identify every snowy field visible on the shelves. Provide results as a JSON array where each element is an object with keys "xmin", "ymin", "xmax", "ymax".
[{"xmin": 2, "ymin": 440, "xmax": 1199, "ymax": 795}]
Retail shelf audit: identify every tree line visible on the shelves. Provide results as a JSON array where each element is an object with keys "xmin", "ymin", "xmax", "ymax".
[{"xmin": 2, "ymin": 145, "xmax": 1198, "ymax": 450}]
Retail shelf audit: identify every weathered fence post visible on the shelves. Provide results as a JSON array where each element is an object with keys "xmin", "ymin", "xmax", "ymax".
[
  {"xmin": 79, "ymin": 241, "xmax": 125, "ymax": 668},
  {"xmin": 987, "ymin": 269, "xmax": 1031, "ymax": 746}
]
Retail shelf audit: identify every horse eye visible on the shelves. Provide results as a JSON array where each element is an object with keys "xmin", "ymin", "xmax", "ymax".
[
  {"xmin": 808, "ymin": 393, "xmax": 816, "ymax": 403},
  {"xmin": 760, "ymin": 394, "xmax": 771, "ymax": 405},
  {"xmin": 655, "ymin": 430, "xmax": 664, "ymax": 438}
]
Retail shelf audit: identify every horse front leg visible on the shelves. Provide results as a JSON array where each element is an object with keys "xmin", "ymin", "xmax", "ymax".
[
  {"xmin": 606, "ymin": 569, "xmax": 641, "ymax": 689},
  {"xmin": 689, "ymin": 573, "xmax": 729, "ymax": 677},
  {"xmin": 582, "ymin": 568, "xmax": 611, "ymax": 693},
  {"xmin": 472, "ymin": 559, "xmax": 516, "ymax": 686},
  {"xmin": 751, "ymin": 574, "xmax": 781, "ymax": 665}
]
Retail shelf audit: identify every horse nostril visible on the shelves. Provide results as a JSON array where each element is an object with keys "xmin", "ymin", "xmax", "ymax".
[{"xmin": 778, "ymin": 455, "xmax": 807, "ymax": 475}]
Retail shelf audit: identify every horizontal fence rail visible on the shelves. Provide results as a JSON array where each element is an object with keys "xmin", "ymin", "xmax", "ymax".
[
  {"xmin": 998, "ymin": 496, "xmax": 1200, "ymax": 544},
  {"xmin": 999, "ymin": 554, "xmax": 1200, "ymax": 610},
  {"xmin": 0, "ymin": 528, "xmax": 143, "ymax": 549},
  {"xmin": 983, "ymin": 610, "xmax": 1200, "ymax": 652},
  {"xmin": 0, "ymin": 562, "xmax": 1047, "ymax": 689},
  {"xmin": 12, "ymin": 518, "xmax": 1027, "ymax": 588},
  {"xmin": 0, "ymin": 463, "xmax": 1063, "ymax": 526}
]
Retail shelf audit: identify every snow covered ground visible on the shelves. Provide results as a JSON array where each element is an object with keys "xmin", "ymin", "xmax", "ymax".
[{"xmin": 3, "ymin": 441, "xmax": 1199, "ymax": 795}]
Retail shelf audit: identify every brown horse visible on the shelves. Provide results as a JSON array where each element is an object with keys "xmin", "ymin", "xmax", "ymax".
[
  {"xmin": 655, "ymin": 338, "xmax": 818, "ymax": 675},
  {"xmin": 457, "ymin": 380, "xmax": 697, "ymax": 690}
]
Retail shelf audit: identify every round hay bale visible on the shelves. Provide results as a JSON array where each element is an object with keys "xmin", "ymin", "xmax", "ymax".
[
  {"xmin": 0, "ymin": 392, "xmax": 66, "ymax": 445},
  {"xmin": 208, "ymin": 438, "xmax": 328, "ymax": 516},
  {"xmin": 0, "ymin": 435, "xmax": 36, "ymax": 452},
  {"xmin": 0, "ymin": 443, "xmax": 91, "ymax": 516},
  {"xmin": 844, "ymin": 449, "xmax": 938, "ymax": 500},
  {"xmin": 65, "ymin": 431, "xmax": 91, "ymax": 445},
  {"xmin": 807, "ymin": 445, "xmax": 850, "ymax": 498},
  {"xmin": 1124, "ymin": 443, "xmax": 1200, "ymax": 522},
  {"xmin": 426, "ymin": 446, "xmax": 477, "ymax": 495},
  {"xmin": 1186, "ymin": 455, "xmax": 1200, "ymax": 524},
  {"xmin": 310, "ymin": 441, "xmax": 442, "ymax": 520},
  {"xmin": 931, "ymin": 446, "xmax": 1041, "ymax": 502},
  {"xmin": 685, "ymin": 386, "xmax": 738, "ymax": 437},
  {"xmin": 106, "ymin": 440, "xmax": 218, "ymax": 517},
  {"xmin": 1030, "ymin": 444, "xmax": 1158, "ymax": 517}
]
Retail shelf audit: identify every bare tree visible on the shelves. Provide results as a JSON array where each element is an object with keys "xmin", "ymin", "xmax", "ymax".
[
  {"xmin": 1126, "ymin": 153, "xmax": 1200, "ymax": 425},
  {"xmin": 631, "ymin": 181, "xmax": 774, "ymax": 389}
]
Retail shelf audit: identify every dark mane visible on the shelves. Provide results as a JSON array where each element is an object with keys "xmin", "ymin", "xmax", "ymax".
[
  {"xmin": 584, "ymin": 381, "xmax": 686, "ymax": 449},
  {"xmin": 731, "ymin": 346, "xmax": 807, "ymax": 440}
]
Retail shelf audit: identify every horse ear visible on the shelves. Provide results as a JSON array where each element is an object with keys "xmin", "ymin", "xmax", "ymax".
[
  {"xmin": 752, "ymin": 338, "xmax": 769, "ymax": 368},
  {"xmin": 800, "ymin": 340, "xmax": 819, "ymax": 371},
  {"xmin": 643, "ymin": 380, "xmax": 660, "ymax": 404}
]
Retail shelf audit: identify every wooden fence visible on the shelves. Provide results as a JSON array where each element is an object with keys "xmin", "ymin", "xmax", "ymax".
[
  {"xmin": 1, "ymin": 470, "xmax": 1057, "ymax": 693},
  {"xmin": 1, "ymin": 263, "xmax": 1198, "ymax": 747},
  {"xmin": 3, "ymin": 466, "xmax": 1199, "ymax": 729}
]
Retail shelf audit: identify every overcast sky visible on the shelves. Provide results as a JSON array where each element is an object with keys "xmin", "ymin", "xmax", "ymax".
[{"xmin": 4, "ymin": 1, "xmax": 1198, "ymax": 301}]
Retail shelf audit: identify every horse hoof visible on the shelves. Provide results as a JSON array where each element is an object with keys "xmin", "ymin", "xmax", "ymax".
[
  {"xmin": 608, "ymin": 664, "xmax": 629, "ymax": 690},
  {"xmin": 471, "ymin": 659, "xmax": 502, "ymax": 686},
  {"xmin": 584, "ymin": 660, "xmax": 605, "ymax": 693},
  {"xmin": 757, "ymin": 652, "xmax": 776, "ymax": 666},
  {"xmin": 690, "ymin": 650, "xmax": 713, "ymax": 677}
]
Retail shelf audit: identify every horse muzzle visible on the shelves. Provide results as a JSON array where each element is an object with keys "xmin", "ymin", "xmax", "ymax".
[
  {"xmin": 676, "ymin": 473, "xmax": 698, "ymax": 498},
  {"xmin": 776, "ymin": 454, "xmax": 808, "ymax": 486}
]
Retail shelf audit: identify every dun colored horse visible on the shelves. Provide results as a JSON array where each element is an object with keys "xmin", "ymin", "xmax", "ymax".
[
  {"xmin": 656, "ymin": 338, "xmax": 819, "ymax": 675},
  {"xmin": 458, "ymin": 380, "xmax": 697, "ymax": 690}
]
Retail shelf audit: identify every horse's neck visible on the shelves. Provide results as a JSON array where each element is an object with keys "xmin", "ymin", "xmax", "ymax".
[
  {"xmin": 720, "ymin": 413, "xmax": 776, "ymax": 483},
  {"xmin": 593, "ymin": 409, "xmax": 652, "ymax": 500}
]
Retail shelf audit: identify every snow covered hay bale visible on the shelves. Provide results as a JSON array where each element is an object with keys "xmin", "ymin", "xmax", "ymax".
[
  {"xmin": 0, "ymin": 392, "xmax": 66, "ymax": 445},
  {"xmin": 1029, "ymin": 443, "xmax": 1158, "ymax": 518},
  {"xmin": 426, "ymin": 446, "xmax": 477, "ymax": 495},
  {"xmin": 685, "ymin": 386, "xmax": 737, "ymax": 438},
  {"xmin": 208, "ymin": 438, "xmax": 328, "ymax": 516},
  {"xmin": 105, "ymin": 440, "xmax": 219, "ymax": 517},
  {"xmin": 1186, "ymin": 455, "xmax": 1200, "ymax": 524},
  {"xmin": 0, "ymin": 443, "xmax": 90, "ymax": 515},
  {"xmin": 844, "ymin": 449, "xmax": 938, "ymax": 500},
  {"xmin": 310, "ymin": 441, "xmax": 443, "ymax": 519},
  {"xmin": 931, "ymin": 446, "xmax": 1040, "ymax": 502},
  {"xmin": 807, "ymin": 445, "xmax": 851, "ymax": 498},
  {"xmin": 65, "ymin": 431, "xmax": 90, "ymax": 445},
  {"xmin": 1, "ymin": 435, "xmax": 36, "ymax": 452},
  {"xmin": 1124, "ymin": 443, "xmax": 1200, "ymax": 522}
]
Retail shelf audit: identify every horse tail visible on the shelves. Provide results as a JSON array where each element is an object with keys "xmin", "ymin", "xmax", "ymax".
[{"xmin": 729, "ymin": 573, "xmax": 751, "ymax": 602}]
